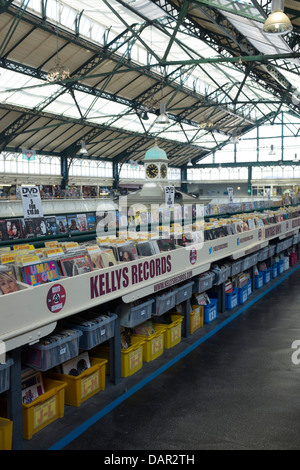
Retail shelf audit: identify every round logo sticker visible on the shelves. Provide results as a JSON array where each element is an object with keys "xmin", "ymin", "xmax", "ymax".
[
  {"xmin": 189, "ymin": 247, "xmax": 197, "ymax": 265},
  {"xmin": 46, "ymin": 284, "xmax": 66, "ymax": 313}
]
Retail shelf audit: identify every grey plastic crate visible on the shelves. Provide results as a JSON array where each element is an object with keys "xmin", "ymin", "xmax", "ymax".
[
  {"xmin": 268, "ymin": 245, "xmax": 276, "ymax": 257},
  {"xmin": 119, "ymin": 299, "xmax": 154, "ymax": 328},
  {"xmin": 193, "ymin": 272, "xmax": 214, "ymax": 293},
  {"xmin": 230, "ymin": 260, "xmax": 243, "ymax": 276},
  {"xmin": 65, "ymin": 313, "xmax": 118, "ymax": 350},
  {"xmin": 176, "ymin": 281, "xmax": 194, "ymax": 304},
  {"xmin": 285, "ymin": 237, "xmax": 293, "ymax": 249},
  {"xmin": 276, "ymin": 241, "xmax": 285, "ymax": 254},
  {"xmin": 152, "ymin": 289, "xmax": 178, "ymax": 316},
  {"xmin": 257, "ymin": 246, "xmax": 269, "ymax": 262},
  {"xmin": 0, "ymin": 358, "xmax": 14, "ymax": 394},
  {"xmin": 24, "ymin": 329, "xmax": 82, "ymax": 371},
  {"xmin": 293, "ymin": 233, "xmax": 300, "ymax": 245},
  {"xmin": 212, "ymin": 266, "xmax": 231, "ymax": 285}
]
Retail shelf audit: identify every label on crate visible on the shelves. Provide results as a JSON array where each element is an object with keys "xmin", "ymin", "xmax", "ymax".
[
  {"xmin": 151, "ymin": 336, "xmax": 163, "ymax": 356},
  {"xmin": 33, "ymin": 396, "xmax": 57, "ymax": 430},
  {"xmin": 129, "ymin": 348, "xmax": 143, "ymax": 371},
  {"xmin": 46, "ymin": 284, "xmax": 66, "ymax": 313},
  {"xmin": 171, "ymin": 325, "xmax": 181, "ymax": 344},
  {"xmin": 81, "ymin": 371, "xmax": 99, "ymax": 399}
]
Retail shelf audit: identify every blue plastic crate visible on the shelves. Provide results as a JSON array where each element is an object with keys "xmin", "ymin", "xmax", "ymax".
[
  {"xmin": 272, "ymin": 263, "xmax": 278, "ymax": 279},
  {"xmin": 262, "ymin": 268, "xmax": 271, "ymax": 284},
  {"xmin": 203, "ymin": 299, "xmax": 218, "ymax": 323},
  {"xmin": 225, "ymin": 288, "xmax": 238, "ymax": 310},
  {"xmin": 255, "ymin": 273, "xmax": 263, "ymax": 289},
  {"xmin": 247, "ymin": 279, "xmax": 252, "ymax": 296},
  {"xmin": 238, "ymin": 285, "xmax": 248, "ymax": 304},
  {"xmin": 278, "ymin": 259, "xmax": 284, "ymax": 274}
]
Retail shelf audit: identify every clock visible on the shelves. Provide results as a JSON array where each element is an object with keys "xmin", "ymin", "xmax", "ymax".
[
  {"xmin": 146, "ymin": 163, "xmax": 159, "ymax": 179},
  {"xmin": 160, "ymin": 164, "xmax": 167, "ymax": 178}
]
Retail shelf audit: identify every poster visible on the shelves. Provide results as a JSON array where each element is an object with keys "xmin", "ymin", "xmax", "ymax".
[
  {"xmin": 164, "ymin": 186, "xmax": 175, "ymax": 208},
  {"xmin": 20, "ymin": 186, "xmax": 43, "ymax": 219}
]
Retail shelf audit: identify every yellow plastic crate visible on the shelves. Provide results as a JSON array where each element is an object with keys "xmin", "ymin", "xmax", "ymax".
[
  {"xmin": 153, "ymin": 315, "xmax": 183, "ymax": 349},
  {"xmin": 131, "ymin": 329, "xmax": 165, "ymax": 362},
  {"xmin": 45, "ymin": 358, "xmax": 107, "ymax": 407},
  {"xmin": 0, "ymin": 417, "xmax": 13, "ymax": 450},
  {"xmin": 190, "ymin": 306, "xmax": 203, "ymax": 334},
  {"xmin": 91, "ymin": 341, "xmax": 145, "ymax": 378},
  {"xmin": 22, "ymin": 378, "xmax": 67, "ymax": 440}
]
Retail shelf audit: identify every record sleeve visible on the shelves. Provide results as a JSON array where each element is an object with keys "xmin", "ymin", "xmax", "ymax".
[
  {"xmin": 22, "ymin": 260, "xmax": 60, "ymax": 286},
  {"xmin": 117, "ymin": 242, "xmax": 138, "ymax": 262},
  {"xmin": 99, "ymin": 249, "xmax": 117, "ymax": 268},
  {"xmin": 77, "ymin": 213, "xmax": 88, "ymax": 232},
  {"xmin": 56, "ymin": 215, "xmax": 68, "ymax": 234},
  {"xmin": 6, "ymin": 218, "xmax": 23, "ymax": 240},
  {"xmin": 67, "ymin": 214, "xmax": 80, "ymax": 233},
  {"xmin": 60, "ymin": 254, "xmax": 93, "ymax": 277},
  {"xmin": 0, "ymin": 219, "xmax": 9, "ymax": 241},
  {"xmin": 86, "ymin": 212, "xmax": 96, "ymax": 231},
  {"xmin": 44, "ymin": 216, "xmax": 58, "ymax": 235}
]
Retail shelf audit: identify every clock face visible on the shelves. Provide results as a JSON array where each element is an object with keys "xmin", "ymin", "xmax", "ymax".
[
  {"xmin": 146, "ymin": 163, "xmax": 159, "ymax": 178},
  {"xmin": 160, "ymin": 164, "xmax": 167, "ymax": 178}
]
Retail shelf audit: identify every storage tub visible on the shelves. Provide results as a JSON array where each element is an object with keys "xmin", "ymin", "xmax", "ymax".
[
  {"xmin": 255, "ymin": 273, "xmax": 263, "ymax": 289},
  {"xmin": 24, "ymin": 330, "xmax": 82, "ymax": 371},
  {"xmin": 278, "ymin": 259, "xmax": 284, "ymax": 274},
  {"xmin": 201, "ymin": 299, "xmax": 218, "ymax": 323},
  {"xmin": 238, "ymin": 285, "xmax": 248, "ymax": 304},
  {"xmin": 65, "ymin": 313, "xmax": 117, "ymax": 350},
  {"xmin": 0, "ymin": 418, "xmax": 13, "ymax": 450},
  {"xmin": 212, "ymin": 267, "xmax": 231, "ymax": 285},
  {"xmin": 175, "ymin": 281, "xmax": 194, "ymax": 304},
  {"xmin": 230, "ymin": 260, "xmax": 243, "ymax": 276},
  {"xmin": 152, "ymin": 290, "xmax": 178, "ymax": 316},
  {"xmin": 0, "ymin": 359, "xmax": 13, "ymax": 394},
  {"xmin": 268, "ymin": 245, "xmax": 276, "ymax": 257},
  {"xmin": 92, "ymin": 342, "xmax": 144, "ymax": 378},
  {"xmin": 119, "ymin": 299, "xmax": 154, "ymax": 328},
  {"xmin": 131, "ymin": 328, "xmax": 165, "ymax": 362},
  {"xmin": 262, "ymin": 267, "xmax": 271, "ymax": 284},
  {"xmin": 190, "ymin": 306, "xmax": 203, "ymax": 333},
  {"xmin": 272, "ymin": 263, "xmax": 278, "ymax": 279},
  {"xmin": 22, "ymin": 378, "xmax": 67, "ymax": 440},
  {"xmin": 192, "ymin": 272, "xmax": 214, "ymax": 293},
  {"xmin": 153, "ymin": 315, "xmax": 183, "ymax": 349},
  {"xmin": 225, "ymin": 288, "xmax": 238, "ymax": 310},
  {"xmin": 257, "ymin": 247, "xmax": 269, "ymax": 262},
  {"xmin": 45, "ymin": 357, "xmax": 107, "ymax": 407}
]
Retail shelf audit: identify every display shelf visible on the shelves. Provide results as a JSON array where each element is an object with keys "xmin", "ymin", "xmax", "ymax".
[{"xmin": 1, "ymin": 216, "xmax": 300, "ymax": 353}]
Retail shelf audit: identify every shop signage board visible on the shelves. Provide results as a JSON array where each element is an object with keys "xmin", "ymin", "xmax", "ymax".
[{"xmin": 1, "ymin": 218, "xmax": 300, "ymax": 352}]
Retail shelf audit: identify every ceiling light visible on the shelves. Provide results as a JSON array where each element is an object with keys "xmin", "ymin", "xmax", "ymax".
[
  {"xmin": 269, "ymin": 144, "xmax": 276, "ymax": 155},
  {"xmin": 293, "ymin": 153, "xmax": 298, "ymax": 162},
  {"xmin": 187, "ymin": 159, "xmax": 193, "ymax": 167},
  {"xmin": 155, "ymin": 103, "xmax": 170, "ymax": 125},
  {"xmin": 230, "ymin": 133, "xmax": 240, "ymax": 144},
  {"xmin": 141, "ymin": 111, "xmax": 149, "ymax": 121},
  {"xmin": 79, "ymin": 140, "xmax": 88, "ymax": 155},
  {"xmin": 263, "ymin": 0, "xmax": 292, "ymax": 36}
]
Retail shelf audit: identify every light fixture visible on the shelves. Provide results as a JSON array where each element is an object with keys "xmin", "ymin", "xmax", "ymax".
[
  {"xmin": 263, "ymin": 0, "xmax": 292, "ymax": 36},
  {"xmin": 155, "ymin": 102, "xmax": 170, "ymax": 125},
  {"xmin": 269, "ymin": 144, "xmax": 276, "ymax": 156},
  {"xmin": 141, "ymin": 111, "xmax": 149, "ymax": 121},
  {"xmin": 230, "ymin": 132, "xmax": 240, "ymax": 144},
  {"xmin": 293, "ymin": 153, "xmax": 298, "ymax": 162},
  {"xmin": 79, "ymin": 140, "xmax": 88, "ymax": 155},
  {"xmin": 187, "ymin": 159, "xmax": 193, "ymax": 167}
]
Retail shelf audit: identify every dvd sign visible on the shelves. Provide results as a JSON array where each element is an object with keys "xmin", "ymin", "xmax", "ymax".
[{"xmin": 21, "ymin": 185, "xmax": 43, "ymax": 219}]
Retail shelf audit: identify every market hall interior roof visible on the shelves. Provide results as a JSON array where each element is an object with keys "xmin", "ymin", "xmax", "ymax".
[{"xmin": 0, "ymin": 0, "xmax": 299, "ymax": 168}]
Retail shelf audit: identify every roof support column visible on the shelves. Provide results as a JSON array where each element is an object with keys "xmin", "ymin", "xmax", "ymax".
[
  {"xmin": 181, "ymin": 165, "xmax": 187, "ymax": 194},
  {"xmin": 61, "ymin": 154, "xmax": 69, "ymax": 190}
]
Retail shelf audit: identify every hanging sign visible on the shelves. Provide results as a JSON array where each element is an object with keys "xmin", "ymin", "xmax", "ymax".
[
  {"xmin": 22, "ymin": 148, "xmax": 36, "ymax": 161},
  {"xmin": 227, "ymin": 187, "xmax": 233, "ymax": 202},
  {"xmin": 21, "ymin": 185, "xmax": 43, "ymax": 219},
  {"xmin": 164, "ymin": 185, "xmax": 175, "ymax": 208}
]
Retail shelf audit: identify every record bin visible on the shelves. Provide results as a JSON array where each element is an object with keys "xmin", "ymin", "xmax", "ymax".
[
  {"xmin": 175, "ymin": 281, "xmax": 194, "ymax": 304},
  {"xmin": 153, "ymin": 315, "xmax": 183, "ymax": 349},
  {"xmin": 22, "ymin": 378, "xmax": 67, "ymax": 440},
  {"xmin": 119, "ymin": 299, "xmax": 154, "ymax": 328},
  {"xmin": 64, "ymin": 313, "xmax": 118, "ymax": 350},
  {"xmin": 0, "ymin": 359, "xmax": 14, "ymax": 394},
  {"xmin": 24, "ymin": 329, "xmax": 82, "ymax": 371},
  {"xmin": 152, "ymin": 289, "xmax": 178, "ymax": 316},
  {"xmin": 0, "ymin": 417, "xmax": 13, "ymax": 450},
  {"xmin": 45, "ymin": 357, "xmax": 108, "ymax": 407}
]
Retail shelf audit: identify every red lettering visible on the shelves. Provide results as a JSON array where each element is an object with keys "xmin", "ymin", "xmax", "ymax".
[
  {"xmin": 115, "ymin": 268, "xmax": 122, "ymax": 290},
  {"xmin": 99, "ymin": 273, "xmax": 105, "ymax": 295},
  {"xmin": 149, "ymin": 259, "xmax": 155, "ymax": 278},
  {"xmin": 138, "ymin": 262, "xmax": 143, "ymax": 283},
  {"xmin": 161, "ymin": 256, "xmax": 166, "ymax": 274},
  {"xmin": 90, "ymin": 275, "xmax": 99, "ymax": 299},
  {"xmin": 155, "ymin": 258, "xmax": 161, "ymax": 276},
  {"xmin": 143, "ymin": 261, "xmax": 149, "ymax": 281},
  {"xmin": 131, "ymin": 264, "xmax": 138, "ymax": 284},
  {"xmin": 105, "ymin": 271, "xmax": 111, "ymax": 294},
  {"xmin": 166, "ymin": 254, "xmax": 172, "ymax": 272},
  {"xmin": 122, "ymin": 267, "xmax": 129, "ymax": 287}
]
